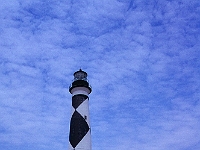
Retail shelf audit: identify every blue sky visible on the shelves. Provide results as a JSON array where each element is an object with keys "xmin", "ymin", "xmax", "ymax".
[{"xmin": 0, "ymin": 0, "xmax": 200, "ymax": 150}]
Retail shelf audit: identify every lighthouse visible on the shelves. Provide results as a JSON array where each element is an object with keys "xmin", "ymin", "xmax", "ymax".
[{"xmin": 69, "ymin": 69, "xmax": 92, "ymax": 150}]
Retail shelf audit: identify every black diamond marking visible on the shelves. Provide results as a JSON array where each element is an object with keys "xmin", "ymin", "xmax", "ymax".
[
  {"xmin": 69, "ymin": 110, "xmax": 89, "ymax": 148},
  {"xmin": 72, "ymin": 94, "xmax": 88, "ymax": 109}
]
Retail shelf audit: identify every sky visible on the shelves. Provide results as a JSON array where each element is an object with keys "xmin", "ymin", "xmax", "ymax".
[{"xmin": 0, "ymin": 0, "xmax": 200, "ymax": 150}]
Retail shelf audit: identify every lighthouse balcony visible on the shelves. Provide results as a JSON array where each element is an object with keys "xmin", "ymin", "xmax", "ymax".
[{"xmin": 69, "ymin": 80, "xmax": 92, "ymax": 93}]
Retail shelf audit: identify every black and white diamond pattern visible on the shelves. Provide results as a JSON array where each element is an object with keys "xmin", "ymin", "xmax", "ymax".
[
  {"xmin": 72, "ymin": 94, "xmax": 88, "ymax": 109},
  {"xmin": 69, "ymin": 94, "xmax": 90, "ymax": 148}
]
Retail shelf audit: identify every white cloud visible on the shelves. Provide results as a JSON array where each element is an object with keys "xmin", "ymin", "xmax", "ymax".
[{"xmin": 0, "ymin": 0, "xmax": 200, "ymax": 150}]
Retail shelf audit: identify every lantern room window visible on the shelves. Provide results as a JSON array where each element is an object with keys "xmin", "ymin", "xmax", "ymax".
[{"xmin": 74, "ymin": 69, "xmax": 87, "ymax": 81}]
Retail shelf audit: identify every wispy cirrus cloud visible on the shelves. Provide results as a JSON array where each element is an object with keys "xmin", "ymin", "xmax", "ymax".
[{"xmin": 0, "ymin": 0, "xmax": 200, "ymax": 150}]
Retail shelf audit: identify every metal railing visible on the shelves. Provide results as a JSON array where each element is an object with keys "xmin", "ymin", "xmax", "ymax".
[{"xmin": 69, "ymin": 79, "xmax": 92, "ymax": 89}]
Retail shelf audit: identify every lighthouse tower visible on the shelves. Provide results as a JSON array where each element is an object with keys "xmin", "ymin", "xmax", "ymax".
[{"xmin": 69, "ymin": 69, "xmax": 92, "ymax": 150}]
